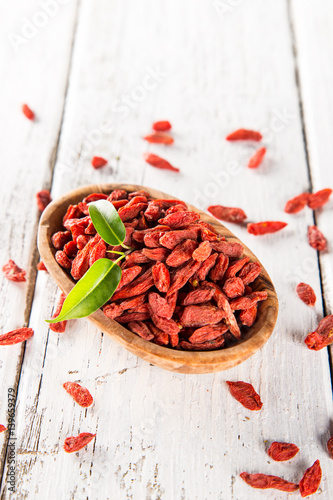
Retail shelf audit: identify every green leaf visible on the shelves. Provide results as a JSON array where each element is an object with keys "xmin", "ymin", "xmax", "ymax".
[
  {"xmin": 88, "ymin": 199, "xmax": 126, "ymax": 246},
  {"xmin": 46, "ymin": 258, "xmax": 122, "ymax": 322}
]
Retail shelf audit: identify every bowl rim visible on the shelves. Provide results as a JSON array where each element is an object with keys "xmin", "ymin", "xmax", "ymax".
[{"xmin": 38, "ymin": 183, "xmax": 279, "ymax": 372}]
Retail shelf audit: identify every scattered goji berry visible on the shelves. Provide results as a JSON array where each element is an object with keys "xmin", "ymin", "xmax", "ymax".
[
  {"xmin": 226, "ymin": 129, "xmax": 262, "ymax": 141},
  {"xmin": 296, "ymin": 282, "xmax": 316, "ymax": 307},
  {"xmin": 63, "ymin": 382, "xmax": 93, "ymax": 407},
  {"xmin": 63, "ymin": 433, "xmax": 96, "ymax": 453},
  {"xmin": 91, "ymin": 156, "xmax": 107, "ymax": 169},
  {"xmin": 327, "ymin": 437, "xmax": 333, "ymax": 459},
  {"xmin": 226, "ymin": 381, "xmax": 263, "ymax": 410},
  {"xmin": 248, "ymin": 221, "xmax": 287, "ymax": 235},
  {"xmin": 152, "ymin": 120, "xmax": 172, "ymax": 132},
  {"xmin": 0, "ymin": 327, "xmax": 34, "ymax": 346},
  {"xmin": 37, "ymin": 261, "xmax": 47, "ymax": 271},
  {"xmin": 0, "ymin": 425, "xmax": 6, "ymax": 433},
  {"xmin": 144, "ymin": 132, "xmax": 174, "ymax": 145},
  {"xmin": 208, "ymin": 205, "xmax": 247, "ymax": 224},
  {"xmin": 2, "ymin": 259, "xmax": 26, "ymax": 282},
  {"xmin": 267, "ymin": 442, "xmax": 299, "ymax": 462},
  {"xmin": 22, "ymin": 103, "xmax": 35, "ymax": 120},
  {"xmin": 308, "ymin": 225, "xmax": 327, "ymax": 251},
  {"xmin": 49, "ymin": 293, "xmax": 67, "ymax": 333},
  {"xmin": 36, "ymin": 190, "xmax": 52, "ymax": 212},
  {"xmin": 240, "ymin": 472, "xmax": 298, "ymax": 492},
  {"xmin": 143, "ymin": 153, "xmax": 179, "ymax": 172},
  {"xmin": 307, "ymin": 188, "xmax": 332, "ymax": 209},
  {"xmin": 304, "ymin": 314, "xmax": 333, "ymax": 350},
  {"xmin": 284, "ymin": 193, "xmax": 309, "ymax": 214},
  {"xmin": 248, "ymin": 147, "xmax": 266, "ymax": 169},
  {"xmin": 299, "ymin": 460, "xmax": 322, "ymax": 497}
]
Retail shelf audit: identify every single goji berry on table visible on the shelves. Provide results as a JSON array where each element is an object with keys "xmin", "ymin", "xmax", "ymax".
[
  {"xmin": 267, "ymin": 442, "xmax": 299, "ymax": 461},
  {"xmin": 308, "ymin": 225, "xmax": 327, "ymax": 251},
  {"xmin": 0, "ymin": 425, "xmax": 7, "ymax": 433},
  {"xmin": 37, "ymin": 261, "xmax": 47, "ymax": 271},
  {"xmin": 284, "ymin": 193, "xmax": 309, "ymax": 214},
  {"xmin": 2, "ymin": 259, "xmax": 26, "ymax": 282},
  {"xmin": 299, "ymin": 460, "xmax": 322, "ymax": 497},
  {"xmin": 304, "ymin": 314, "xmax": 333, "ymax": 350},
  {"xmin": 49, "ymin": 293, "xmax": 67, "ymax": 333},
  {"xmin": 143, "ymin": 153, "xmax": 179, "ymax": 172},
  {"xmin": 226, "ymin": 129, "xmax": 262, "ymax": 141},
  {"xmin": 240, "ymin": 472, "xmax": 298, "ymax": 492},
  {"xmin": 91, "ymin": 156, "xmax": 107, "ymax": 169},
  {"xmin": 327, "ymin": 437, "xmax": 333, "ymax": 459},
  {"xmin": 22, "ymin": 103, "xmax": 35, "ymax": 120},
  {"xmin": 63, "ymin": 433, "xmax": 96, "ymax": 453},
  {"xmin": 307, "ymin": 188, "xmax": 332, "ymax": 209},
  {"xmin": 152, "ymin": 120, "xmax": 172, "ymax": 132},
  {"xmin": 0, "ymin": 327, "xmax": 34, "ymax": 346},
  {"xmin": 247, "ymin": 221, "xmax": 287, "ymax": 235},
  {"xmin": 296, "ymin": 282, "xmax": 316, "ymax": 307},
  {"xmin": 36, "ymin": 190, "xmax": 52, "ymax": 212},
  {"xmin": 63, "ymin": 382, "xmax": 93, "ymax": 407},
  {"xmin": 144, "ymin": 132, "xmax": 174, "ymax": 145},
  {"xmin": 248, "ymin": 147, "xmax": 266, "ymax": 169},
  {"xmin": 226, "ymin": 381, "xmax": 263, "ymax": 410},
  {"xmin": 208, "ymin": 205, "xmax": 247, "ymax": 224}
]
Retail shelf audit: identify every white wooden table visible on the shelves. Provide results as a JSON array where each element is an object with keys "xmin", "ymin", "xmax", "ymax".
[{"xmin": 1, "ymin": 1, "xmax": 333, "ymax": 498}]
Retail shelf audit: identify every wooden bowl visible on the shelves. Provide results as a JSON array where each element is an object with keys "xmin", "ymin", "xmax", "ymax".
[{"xmin": 38, "ymin": 184, "xmax": 278, "ymax": 374}]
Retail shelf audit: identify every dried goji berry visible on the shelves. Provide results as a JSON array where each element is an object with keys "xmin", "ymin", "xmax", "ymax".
[
  {"xmin": 143, "ymin": 153, "xmax": 179, "ymax": 172},
  {"xmin": 238, "ymin": 262, "xmax": 261, "ymax": 285},
  {"xmin": 128, "ymin": 321, "xmax": 154, "ymax": 340},
  {"xmin": 76, "ymin": 235, "xmax": 91, "ymax": 250},
  {"xmin": 166, "ymin": 239, "xmax": 197, "ymax": 267},
  {"xmin": 55, "ymin": 250, "xmax": 72, "ymax": 270},
  {"xmin": 296, "ymin": 282, "xmax": 316, "ymax": 307},
  {"xmin": 63, "ymin": 433, "xmax": 96, "ymax": 453},
  {"xmin": 226, "ymin": 381, "xmax": 263, "ymax": 410},
  {"xmin": 307, "ymin": 188, "xmax": 332, "ymax": 209},
  {"xmin": 63, "ymin": 205, "xmax": 82, "ymax": 222},
  {"xmin": 71, "ymin": 234, "xmax": 100, "ymax": 280},
  {"xmin": 208, "ymin": 205, "xmax": 247, "ymax": 224},
  {"xmin": 112, "ymin": 268, "xmax": 154, "ymax": 301},
  {"xmin": 327, "ymin": 437, "xmax": 333, "ymax": 459},
  {"xmin": 189, "ymin": 324, "xmax": 228, "ymax": 344},
  {"xmin": 192, "ymin": 241, "xmax": 212, "ymax": 262},
  {"xmin": 91, "ymin": 156, "xmax": 107, "ymax": 169},
  {"xmin": 223, "ymin": 277, "xmax": 245, "ymax": 298},
  {"xmin": 149, "ymin": 292, "xmax": 173, "ymax": 320},
  {"xmin": 196, "ymin": 253, "xmax": 218, "ymax": 281},
  {"xmin": 63, "ymin": 241, "xmax": 78, "ymax": 258},
  {"xmin": 84, "ymin": 193, "xmax": 109, "ymax": 203},
  {"xmin": 152, "ymin": 262, "xmax": 170, "ymax": 293},
  {"xmin": 229, "ymin": 291, "xmax": 267, "ymax": 310},
  {"xmin": 144, "ymin": 132, "xmax": 174, "ymax": 145},
  {"xmin": 149, "ymin": 306, "xmax": 180, "ymax": 335},
  {"xmin": 49, "ymin": 293, "xmax": 67, "ymax": 333},
  {"xmin": 144, "ymin": 201, "xmax": 163, "ymax": 221},
  {"xmin": 239, "ymin": 306, "xmax": 257, "ymax": 327},
  {"xmin": 240, "ymin": 472, "xmax": 298, "ymax": 492},
  {"xmin": 167, "ymin": 260, "xmax": 201, "ymax": 296},
  {"xmin": 226, "ymin": 129, "xmax": 262, "ymax": 141},
  {"xmin": 142, "ymin": 247, "xmax": 170, "ymax": 262},
  {"xmin": 2, "ymin": 259, "xmax": 26, "ymax": 282},
  {"xmin": 182, "ymin": 286, "xmax": 215, "ymax": 306},
  {"xmin": 36, "ymin": 190, "xmax": 52, "ymax": 211},
  {"xmin": 165, "ymin": 204, "xmax": 186, "ymax": 215},
  {"xmin": 209, "ymin": 253, "xmax": 229, "ymax": 281},
  {"xmin": 117, "ymin": 266, "xmax": 142, "ymax": 290},
  {"xmin": 63, "ymin": 382, "xmax": 93, "ymax": 407},
  {"xmin": 304, "ymin": 314, "xmax": 333, "ymax": 350},
  {"xmin": 248, "ymin": 221, "xmax": 287, "ymax": 235},
  {"xmin": 267, "ymin": 442, "xmax": 299, "ymax": 462},
  {"xmin": 224, "ymin": 256, "xmax": 250, "ymax": 279},
  {"xmin": 124, "ymin": 250, "xmax": 150, "ymax": 267},
  {"xmin": 180, "ymin": 304, "xmax": 226, "ymax": 327},
  {"xmin": 0, "ymin": 327, "xmax": 34, "ymax": 346},
  {"xmin": 103, "ymin": 303, "xmax": 123, "ymax": 319},
  {"xmin": 152, "ymin": 120, "xmax": 172, "ymax": 132},
  {"xmin": 159, "ymin": 228, "xmax": 199, "ymax": 249},
  {"xmin": 89, "ymin": 239, "xmax": 106, "ymax": 266},
  {"xmin": 128, "ymin": 190, "xmax": 150, "ymax": 200},
  {"xmin": 208, "ymin": 282, "xmax": 241, "ymax": 339},
  {"xmin": 180, "ymin": 336, "xmax": 225, "ymax": 350},
  {"xmin": 308, "ymin": 225, "xmax": 327, "ymax": 251},
  {"xmin": 51, "ymin": 231, "xmax": 72, "ymax": 249},
  {"xmin": 158, "ymin": 211, "xmax": 200, "ymax": 229},
  {"xmin": 248, "ymin": 147, "xmax": 266, "ymax": 169},
  {"xmin": 284, "ymin": 193, "xmax": 309, "ymax": 214},
  {"xmin": 118, "ymin": 202, "xmax": 148, "ymax": 222},
  {"xmin": 0, "ymin": 425, "xmax": 6, "ymax": 433},
  {"xmin": 119, "ymin": 294, "xmax": 147, "ymax": 312},
  {"xmin": 106, "ymin": 190, "xmax": 128, "ymax": 202},
  {"xmin": 37, "ymin": 261, "xmax": 47, "ymax": 271},
  {"xmin": 299, "ymin": 460, "xmax": 322, "ymax": 497},
  {"xmin": 22, "ymin": 103, "xmax": 35, "ymax": 120},
  {"xmin": 117, "ymin": 311, "xmax": 150, "ymax": 323},
  {"xmin": 210, "ymin": 241, "xmax": 243, "ymax": 258}
]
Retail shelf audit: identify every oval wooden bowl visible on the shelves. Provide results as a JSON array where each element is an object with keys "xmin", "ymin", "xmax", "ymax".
[{"xmin": 38, "ymin": 184, "xmax": 278, "ymax": 374}]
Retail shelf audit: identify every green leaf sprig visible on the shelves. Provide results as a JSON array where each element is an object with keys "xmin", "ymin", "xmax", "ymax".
[{"xmin": 47, "ymin": 199, "xmax": 128, "ymax": 323}]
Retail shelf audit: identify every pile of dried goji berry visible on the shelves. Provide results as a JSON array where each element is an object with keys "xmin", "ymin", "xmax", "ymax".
[{"xmin": 50, "ymin": 189, "xmax": 268, "ymax": 350}]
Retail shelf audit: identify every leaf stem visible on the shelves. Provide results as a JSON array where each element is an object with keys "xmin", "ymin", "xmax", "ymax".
[
  {"xmin": 107, "ymin": 250, "xmax": 125, "ymax": 256},
  {"xmin": 114, "ymin": 255, "xmax": 126, "ymax": 265},
  {"xmin": 121, "ymin": 243, "xmax": 133, "ymax": 250}
]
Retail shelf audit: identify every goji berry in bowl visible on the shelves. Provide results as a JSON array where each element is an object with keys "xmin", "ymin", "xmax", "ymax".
[{"xmin": 38, "ymin": 184, "xmax": 278, "ymax": 374}]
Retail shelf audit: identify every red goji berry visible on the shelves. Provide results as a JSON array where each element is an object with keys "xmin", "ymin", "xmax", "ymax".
[
  {"xmin": 142, "ymin": 247, "xmax": 170, "ymax": 262},
  {"xmin": 208, "ymin": 205, "xmax": 247, "ymax": 224},
  {"xmin": 143, "ymin": 153, "xmax": 179, "ymax": 172},
  {"xmin": 2, "ymin": 259, "xmax": 26, "ymax": 282},
  {"xmin": 112, "ymin": 268, "xmax": 154, "ymax": 301},
  {"xmin": 22, "ymin": 103, "xmax": 35, "ymax": 120},
  {"xmin": 55, "ymin": 250, "xmax": 72, "ymax": 270},
  {"xmin": 166, "ymin": 239, "xmax": 197, "ymax": 268},
  {"xmin": 196, "ymin": 253, "xmax": 218, "ymax": 281},
  {"xmin": 152, "ymin": 262, "xmax": 170, "ymax": 293},
  {"xmin": 238, "ymin": 262, "xmax": 261, "ymax": 285},
  {"xmin": 226, "ymin": 129, "xmax": 262, "ymax": 141},
  {"xmin": 189, "ymin": 324, "xmax": 228, "ymax": 344},
  {"xmin": 240, "ymin": 472, "xmax": 298, "ymax": 492},
  {"xmin": 267, "ymin": 442, "xmax": 299, "ymax": 462},
  {"xmin": 209, "ymin": 253, "xmax": 229, "ymax": 281},
  {"xmin": 248, "ymin": 221, "xmax": 287, "ymax": 235},
  {"xmin": 84, "ymin": 193, "xmax": 108, "ymax": 203},
  {"xmin": 299, "ymin": 460, "xmax": 322, "ymax": 497},
  {"xmin": 180, "ymin": 336, "xmax": 225, "ymax": 350},
  {"xmin": 307, "ymin": 188, "xmax": 332, "ymax": 209},
  {"xmin": 239, "ymin": 305, "xmax": 257, "ymax": 327},
  {"xmin": 223, "ymin": 277, "xmax": 245, "ymax": 298},
  {"xmin": 182, "ymin": 286, "xmax": 215, "ymax": 306},
  {"xmin": 226, "ymin": 381, "xmax": 263, "ymax": 410},
  {"xmin": 158, "ymin": 211, "xmax": 200, "ymax": 229},
  {"xmin": 63, "ymin": 382, "xmax": 93, "ymax": 407},
  {"xmin": 0, "ymin": 425, "xmax": 6, "ymax": 433},
  {"xmin": 327, "ymin": 436, "xmax": 333, "ymax": 459},
  {"xmin": 63, "ymin": 432, "xmax": 96, "ymax": 453},
  {"xmin": 128, "ymin": 321, "xmax": 154, "ymax": 340},
  {"xmin": 296, "ymin": 282, "xmax": 316, "ymax": 307},
  {"xmin": 229, "ymin": 291, "xmax": 267, "ymax": 310},
  {"xmin": 144, "ymin": 132, "xmax": 174, "ymax": 145},
  {"xmin": 149, "ymin": 306, "xmax": 180, "ymax": 335},
  {"xmin": 149, "ymin": 292, "xmax": 174, "ymax": 320},
  {"xmin": 284, "ymin": 193, "xmax": 309, "ymax": 214},
  {"xmin": 160, "ymin": 228, "xmax": 199, "ymax": 249},
  {"xmin": 0, "ymin": 327, "xmax": 34, "ymax": 346},
  {"xmin": 308, "ymin": 225, "xmax": 327, "ymax": 251},
  {"xmin": 224, "ymin": 256, "xmax": 250, "ymax": 279},
  {"xmin": 248, "ymin": 147, "xmax": 266, "ymax": 169},
  {"xmin": 208, "ymin": 282, "xmax": 241, "ymax": 339},
  {"xmin": 304, "ymin": 314, "xmax": 333, "ymax": 350},
  {"xmin": 210, "ymin": 241, "xmax": 243, "ymax": 257},
  {"xmin": 180, "ymin": 304, "xmax": 226, "ymax": 328},
  {"xmin": 51, "ymin": 231, "xmax": 72, "ymax": 250},
  {"xmin": 117, "ymin": 266, "xmax": 142, "ymax": 290},
  {"xmin": 36, "ymin": 190, "xmax": 52, "ymax": 212},
  {"xmin": 37, "ymin": 261, "xmax": 47, "ymax": 271},
  {"xmin": 152, "ymin": 120, "xmax": 172, "ymax": 132},
  {"xmin": 91, "ymin": 156, "xmax": 107, "ymax": 169},
  {"xmin": 49, "ymin": 293, "xmax": 67, "ymax": 333}
]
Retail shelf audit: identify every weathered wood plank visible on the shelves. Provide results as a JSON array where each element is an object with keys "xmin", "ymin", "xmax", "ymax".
[{"xmin": 3, "ymin": 0, "xmax": 333, "ymax": 499}]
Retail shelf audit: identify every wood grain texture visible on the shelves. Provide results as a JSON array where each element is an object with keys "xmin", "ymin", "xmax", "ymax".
[
  {"xmin": 1, "ymin": 0, "xmax": 333, "ymax": 499},
  {"xmin": 38, "ymin": 183, "xmax": 278, "ymax": 373}
]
